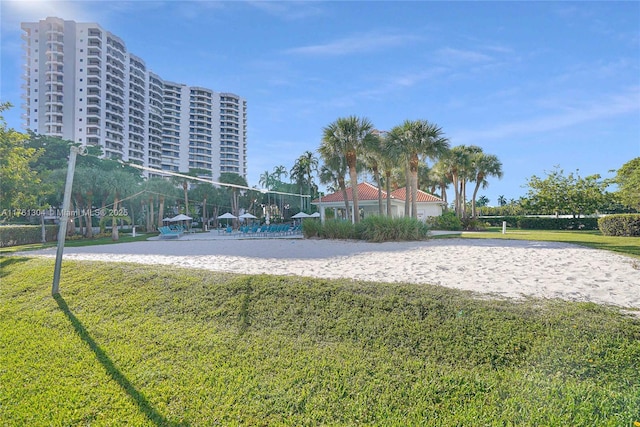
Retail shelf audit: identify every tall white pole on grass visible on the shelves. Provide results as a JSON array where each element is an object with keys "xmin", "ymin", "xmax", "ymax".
[{"xmin": 52, "ymin": 145, "xmax": 86, "ymax": 295}]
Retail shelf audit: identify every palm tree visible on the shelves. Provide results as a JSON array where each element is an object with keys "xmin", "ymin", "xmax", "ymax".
[
  {"xmin": 272, "ymin": 165, "xmax": 288, "ymax": 183},
  {"xmin": 219, "ymin": 172, "xmax": 248, "ymax": 227},
  {"xmin": 104, "ymin": 169, "xmax": 137, "ymax": 240},
  {"xmin": 439, "ymin": 145, "xmax": 481, "ymax": 218},
  {"xmin": 431, "ymin": 158, "xmax": 452, "ymax": 208},
  {"xmin": 320, "ymin": 116, "xmax": 374, "ymax": 223},
  {"xmin": 318, "ymin": 151, "xmax": 350, "ymax": 218},
  {"xmin": 387, "ymin": 120, "xmax": 449, "ymax": 219},
  {"xmin": 361, "ymin": 132, "xmax": 386, "ymax": 215},
  {"xmin": 470, "ymin": 152, "xmax": 503, "ymax": 218},
  {"xmin": 290, "ymin": 151, "xmax": 319, "ymax": 212}
]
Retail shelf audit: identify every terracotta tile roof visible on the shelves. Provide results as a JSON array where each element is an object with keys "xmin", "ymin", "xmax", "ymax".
[
  {"xmin": 315, "ymin": 182, "xmax": 388, "ymax": 203},
  {"xmin": 391, "ymin": 187, "xmax": 444, "ymax": 203},
  {"xmin": 314, "ymin": 183, "xmax": 443, "ymax": 203}
]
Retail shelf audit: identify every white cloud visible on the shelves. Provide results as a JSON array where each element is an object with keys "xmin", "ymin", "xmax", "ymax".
[
  {"xmin": 284, "ymin": 31, "xmax": 423, "ymax": 56},
  {"xmin": 452, "ymin": 88, "xmax": 640, "ymax": 144},
  {"xmin": 247, "ymin": 1, "xmax": 325, "ymax": 21},
  {"xmin": 435, "ymin": 47, "xmax": 493, "ymax": 64}
]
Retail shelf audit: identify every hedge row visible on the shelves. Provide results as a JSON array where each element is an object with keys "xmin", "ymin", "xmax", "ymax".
[
  {"xmin": 598, "ymin": 214, "xmax": 640, "ymax": 237},
  {"xmin": 302, "ymin": 216, "xmax": 430, "ymax": 242},
  {"xmin": 483, "ymin": 216, "xmax": 599, "ymax": 230},
  {"xmin": 0, "ymin": 225, "xmax": 58, "ymax": 247}
]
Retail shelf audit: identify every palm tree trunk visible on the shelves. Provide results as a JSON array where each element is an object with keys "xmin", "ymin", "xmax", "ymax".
[
  {"xmin": 385, "ymin": 171, "xmax": 392, "ymax": 217},
  {"xmin": 157, "ymin": 196, "xmax": 165, "ymax": 229},
  {"xmin": 111, "ymin": 196, "xmax": 119, "ymax": 241},
  {"xmin": 348, "ymin": 164, "xmax": 359, "ymax": 223},
  {"xmin": 440, "ymin": 181, "xmax": 448, "ymax": 209},
  {"xmin": 471, "ymin": 181, "xmax": 482, "ymax": 218},
  {"xmin": 404, "ymin": 164, "xmax": 411, "ymax": 217},
  {"xmin": 374, "ymin": 167, "xmax": 383, "ymax": 216},
  {"xmin": 452, "ymin": 174, "xmax": 460, "ymax": 217},
  {"xmin": 410, "ymin": 154, "xmax": 419, "ymax": 219},
  {"xmin": 338, "ymin": 175, "xmax": 350, "ymax": 219}
]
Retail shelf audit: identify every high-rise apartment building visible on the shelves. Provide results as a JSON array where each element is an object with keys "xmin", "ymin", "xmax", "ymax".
[{"xmin": 20, "ymin": 17, "xmax": 247, "ymax": 178}]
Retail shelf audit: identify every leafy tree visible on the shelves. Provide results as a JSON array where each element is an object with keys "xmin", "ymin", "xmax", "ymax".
[
  {"xmin": 525, "ymin": 166, "xmax": 610, "ymax": 217},
  {"xmin": 320, "ymin": 116, "xmax": 374, "ymax": 223},
  {"xmin": 0, "ymin": 103, "xmax": 41, "ymax": 212},
  {"xmin": 614, "ymin": 157, "xmax": 640, "ymax": 211}
]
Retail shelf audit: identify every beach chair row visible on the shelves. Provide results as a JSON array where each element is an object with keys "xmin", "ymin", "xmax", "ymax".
[
  {"xmin": 158, "ymin": 226, "xmax": 183, "ymax": 238},
  {"xmin": 238, "ymin": 224, "xmax": 301, "ymax": 237}
]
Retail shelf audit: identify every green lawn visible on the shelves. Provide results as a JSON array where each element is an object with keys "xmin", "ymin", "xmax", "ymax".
[
  {"xmin": 0, "ymin": 233, "xmax": 152, "ymax": 255},
  {"xmin": 1, "ymin": 257, "xmax": 639, "ymax": 426},
  {"xmin": 461, "ymin": 228, "xmax": 640, "ymax": 259}
]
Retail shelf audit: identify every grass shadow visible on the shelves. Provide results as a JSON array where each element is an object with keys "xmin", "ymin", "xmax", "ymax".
[
  {"xmin": 0, "ymin": 256, "xmax": 31, "ymax": 278},
  {"xmin": 54, "ymin": 294, "xmax": 188, "ymax": 426}
]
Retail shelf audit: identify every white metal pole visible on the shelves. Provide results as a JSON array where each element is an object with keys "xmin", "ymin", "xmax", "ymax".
[{"xmin": 52, "ymin": 146, "xmax": 82, "ymax": 295}]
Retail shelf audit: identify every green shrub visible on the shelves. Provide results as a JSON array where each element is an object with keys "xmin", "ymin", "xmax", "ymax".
[
  {"xmin": 322, "ymin": 219, "xmax": 357, "ymax": 240},
  {"xmin": 598, "ymin": 214, "xmax": 640, "ymax": 236},
  {"xmin": 358, "ymin": 216, "xmax": 429, "ymax": 242},
  {"xmin": 516, "ymin": 217, "xmax": 599, "ymax": 230},
  {"xmin": 427, "ymin": 211, "xmax": 462, "ymax": 231},
  {"xmin": 482, "ymin": 216, "xmax": 522, "ymax": 228},
  {"xmin": 0, "ymin": 225, "xmax": 58, "ymax": 247},
  {"xmin": 460, "ymin": 217, "xmax": 486, "ymax": 231},
  {"xmin": 304, "ymin": 217, "xmax": 430, "ymax": 242},
  {"xmin": 302, "ymin": 219, "xmax": 322, "ymax": 238}
]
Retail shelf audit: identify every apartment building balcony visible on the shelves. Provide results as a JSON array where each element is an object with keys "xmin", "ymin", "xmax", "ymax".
[
  {"xmin": 86, "ymin": 126, "xmax": 101, "ymax": 136},
  {"xmin": 45, "ymin": 98, "xmax": 64, "ymax": 107},
  {"xmin": 88, "ymin": 40, "xmax": 102, "ymax": 49},
  {"xmin": 88, "ymin": 29, "xmax": 102, "ymax": 37},
  {"xmin": 47, "ymin": 26, "xmax": 64, "ymax": 36},
  {"xmin": 106, "ymin": 54, "xmax": 125, "ymax": 70},
  {"xmin": 86, "ymin": 107, "xmax": 101, "ymax": 117},
  {"xmin": 106, "ymin": 105, "xmax": 124, "ymax": 116},
  {"xmin": 107, "ymin": 115, "xmax": 124, "ymax": 125},
  {"xmin": 87, "ymin": 48, "xmax": 101, "ymax": 58},
  {"xmin": 86, "ymin": 97, "xmax": 101, "ymax": 106},
  {"xmin": 46, "ymin": 57, "xmax": 64, "ymax": 67},
  {"xmin": 46, "ymin": 125, "xmax": 64, "ymax": 136}
]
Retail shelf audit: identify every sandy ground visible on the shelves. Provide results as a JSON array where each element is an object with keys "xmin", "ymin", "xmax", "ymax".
[{"xmin": 19, "ymin": 233, "xmax": 640, "ymax": 309}]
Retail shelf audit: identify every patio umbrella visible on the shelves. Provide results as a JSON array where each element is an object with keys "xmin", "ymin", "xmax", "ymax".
[
  {"xmin": 238, "ymin": 213, "xmax": 257, "ymax": 219},
  {"xmin": 170, "ymin": 214, "xmax": 192, "ymax": 221},
  {"xmin": 291, "ymin": 212, "xmax": 310, "ymax": 219},
  {"xmin": 309, "ymin": 212, "xmax": 320, "ymax": 217},
  {"xmin": 217, "ymin": 212, "xmax": 237, "ymax": 228}
]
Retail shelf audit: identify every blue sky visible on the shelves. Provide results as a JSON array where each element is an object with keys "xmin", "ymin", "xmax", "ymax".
[{"xmin": 1, "ymin": 1, "xmax": 639, "ymax": 205}]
